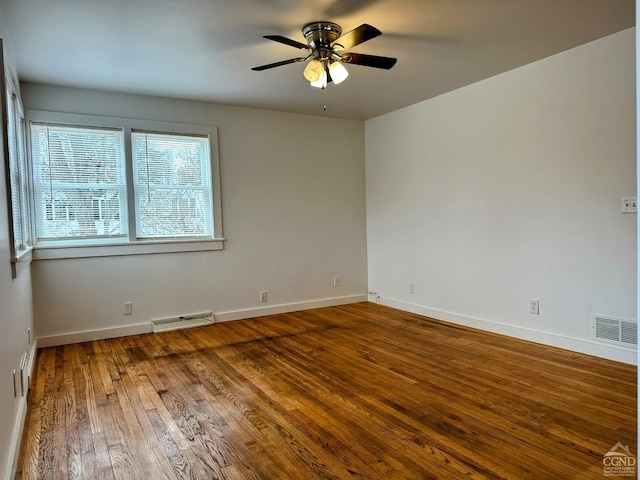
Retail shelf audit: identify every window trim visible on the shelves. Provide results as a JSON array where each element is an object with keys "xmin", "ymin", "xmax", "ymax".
[
  {"xmin": 27, "ymin": 110, "xmax": 224, "ymax": 259},
  {"xmin": 2, "ymin": 42, "xmax": 33, "ymax": 277},
  {"xmin": 131, "ymin": 130, "xmax": 214, "ymax": 241}
]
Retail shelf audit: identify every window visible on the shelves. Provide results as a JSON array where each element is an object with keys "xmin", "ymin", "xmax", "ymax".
[
  {"xmin": 31, "ymin": 124, "xmax": 127, "ymax": 242},
  {"xmin": 28, "ymin": 111, "xmax": 223, "ymax": 259},
  {"xmin": 3, "ymin": 70, "xmax": 32, "ymax": 276},
  {"xmin": 132, "ymin": 131, "xmax": 212, "ymax": 239}
]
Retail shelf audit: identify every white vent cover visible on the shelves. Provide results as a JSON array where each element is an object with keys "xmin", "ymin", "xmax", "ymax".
[
  {"xmin": 593, "ymin": 315, "xmax": 637, "ymax": 349},
  {"xmin": 152, "ymin": 311, "xmax": 214, "ymax": 333}
]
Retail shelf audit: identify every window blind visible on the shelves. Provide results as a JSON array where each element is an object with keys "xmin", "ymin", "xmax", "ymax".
[
  {"xmin": 17, "ymin": 115, "xmax": 31, "ymax": 247},
  {"xmin": 31, "ymin": 123, "xmax": 127, "ymax": 242},
  {"xmin": 6, "ymin": 89, "xmax": 24, "ymax": 250},
  {"xmin": 132, "ymin": 131, "xmax": 212, "ymax": 239}
]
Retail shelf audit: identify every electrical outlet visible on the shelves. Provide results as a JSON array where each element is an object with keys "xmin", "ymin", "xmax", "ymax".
[
  {"xmin": 529, "ymin": 298, "xmax": 539, "ymax": 315},
  {"xmin": 621, "ymin": 196, "xmax": 637, "ymax": 214},
  {"xmin": 333, "ymin": 276, "xmax": 341, "ymax": 287},
  {"xmin": 123, "ymin": 302, "xmax": 133, "ymax": 315},
  {"xmin": 20, "ymin": 353, "xmax": 27, "ymax": 396},
  {"xmin": 409, "ymin": 283, "xmax": 415, "ymax": 294},
  {"xmin": 260, "ymin": 291, "xmax": 268, "ymax": 303}
]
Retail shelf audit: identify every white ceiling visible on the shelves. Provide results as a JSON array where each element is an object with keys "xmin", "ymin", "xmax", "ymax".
[{"xmin": 0, "ymin": 0, "xmax": 634, "ymax": 120}]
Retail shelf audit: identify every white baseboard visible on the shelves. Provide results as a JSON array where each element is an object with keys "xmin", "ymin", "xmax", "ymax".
[
  {"xmin": 37, "ymin": 322, "xmax": 152, "ymax": 348},
  {"xmin": 36, "ymin": 294, "xmax": 368, "ymax": 348},
  {"xmin": 4, "ymin": 341, "xmax": 38, "ymax": 480},
  {"xmin": 375, "ymin": 296, "xmax": 637, "ymax": 365},
  {"xmin": 214, "ymin": 294, "xmax": 368, "ymax": 323},
  {"xmin": 31, "ymin": 292, "xmax": 638, "ymax": 362}
]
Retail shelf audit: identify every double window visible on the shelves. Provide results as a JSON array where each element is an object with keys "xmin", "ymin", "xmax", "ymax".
[{"xmin": 28, "ymin": 111, "xmax": 223, "ymax": 258}]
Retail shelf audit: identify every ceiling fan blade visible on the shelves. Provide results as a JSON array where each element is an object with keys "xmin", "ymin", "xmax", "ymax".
[
  {"xmin": 341, "ymin": 52, "xmax": 397, "ymax": 69},
  {"xmin": 264, "ymin": 35, "xmax": 309, "ymax": 50},
  {"xmin": 331, "ymin": 24, "xmax": 381, "ymax": 51},
  {"xmin": 251, "ymin": 57, "xmax": 307, "ymax": 71}
]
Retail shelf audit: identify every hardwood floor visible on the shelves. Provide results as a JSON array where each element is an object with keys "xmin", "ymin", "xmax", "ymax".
[{"xmin": 16, "ymin": 303, "xmax": 636, "ymax": 479}]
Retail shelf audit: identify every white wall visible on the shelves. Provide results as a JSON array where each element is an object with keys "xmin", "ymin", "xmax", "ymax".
[
  {"xmin": 366, "ymin": 28, "xmax": 637, "ymax": 363},
  {"xmin": 0, "ymin": 37, "xmax": 35, "ymax": 479},
  {"xmin": 0, "ymin": 152, "xmax": 34, "ymax": 479},
  {"xmin": 21, "ymin": 84, "xmax": 368, "ymax": 341}
]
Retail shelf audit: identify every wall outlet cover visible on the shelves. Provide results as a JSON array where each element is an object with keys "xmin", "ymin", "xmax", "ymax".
[
  {"xmin": 621, "ymin": 196, "xmax": 637, "ymax": 214},
  {"xmin": 529, "ymin": 298, "xmax": 540, "ymax": 315}
]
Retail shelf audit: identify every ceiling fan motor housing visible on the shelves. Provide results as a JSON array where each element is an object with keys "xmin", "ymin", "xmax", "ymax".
[{"xmin": 302, "ymin": 21, "xmax": 342, "ymax": 59}]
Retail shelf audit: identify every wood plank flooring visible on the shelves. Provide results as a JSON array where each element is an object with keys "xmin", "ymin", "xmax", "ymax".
[{"xmin": 16, "ymin": 303, "xmax": 637, "ymax": 479}]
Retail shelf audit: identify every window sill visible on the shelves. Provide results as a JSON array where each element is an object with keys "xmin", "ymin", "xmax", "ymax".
[
  {"xmin": 33, "ymin": 238, "xmax": 225, "ymax": 260},
  {"xmin": 12, "ymin": 246, "xmax": 34, "ymax": 264},
  {"xmin": 11, "ymin": 246, "xmax": 34, "ymax": 278}
]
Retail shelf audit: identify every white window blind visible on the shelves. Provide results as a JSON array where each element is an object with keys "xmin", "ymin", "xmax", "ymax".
[
  {"xmin": 31, "ymin": 124, "xmax": 127, "ymax": 242},
  {"xmin": 17, "ymin": 115, "xmax": 30, "ymax": 246},
  {"xmin": 132, "ymin": 131, "xmax": 213, "ymax": 239}
]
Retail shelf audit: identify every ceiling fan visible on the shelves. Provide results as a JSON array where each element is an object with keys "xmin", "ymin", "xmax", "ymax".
[{"xmin": 252, "ymin": 21, "xmax": 397, "ymax": 89}]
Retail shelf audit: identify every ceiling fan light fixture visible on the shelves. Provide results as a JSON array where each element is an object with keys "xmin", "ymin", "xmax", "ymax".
[
  {"xmin": 329, "ymin": 61, "xmax": 349, "ymax": 84},
  {"xmin": 253, "ymin": 21, "xmax": 397, "ymax": 91},
  {"xmin": 310, "ymin": 69, "xmax": 327, "ymax": 89},
  {"xmin": 303, "ymin": 59, "xmax": 324, "ymax": 82}
]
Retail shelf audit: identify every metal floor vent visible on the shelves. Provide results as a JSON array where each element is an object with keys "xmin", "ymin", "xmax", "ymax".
[
  {"xmin": 152, "ymin": 311, "xmax": 214, "ymax": 333},
  {"xmin": 593, "ymin": 315, "xmax": 637, "ymax": 349}
]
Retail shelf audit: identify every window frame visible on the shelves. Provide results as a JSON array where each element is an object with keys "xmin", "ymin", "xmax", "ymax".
[
  {"xmin": 1, "ymin": 46, "xmax": 33, "ymax": 278},
  {"xmin": 131, "ymin": 130, "xmax": 214, "ymax": 240},
  {"xmin": 27, "ymin": 110, "xmax": 224, "ymax": 260},
  {"xmin": 31, "ymin": 123, "xmax": 128, "ymax": 244}
]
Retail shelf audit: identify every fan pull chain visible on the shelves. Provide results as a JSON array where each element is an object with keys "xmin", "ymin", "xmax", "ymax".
[{"xmin": 323, "ymin": 84, "xmax": 327, "ymax": 111}]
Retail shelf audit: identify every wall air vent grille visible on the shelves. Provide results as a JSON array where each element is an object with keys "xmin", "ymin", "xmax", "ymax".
[{"xmin": 593, "ymin": 315, "xmax": 637, "ymax": 349}]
